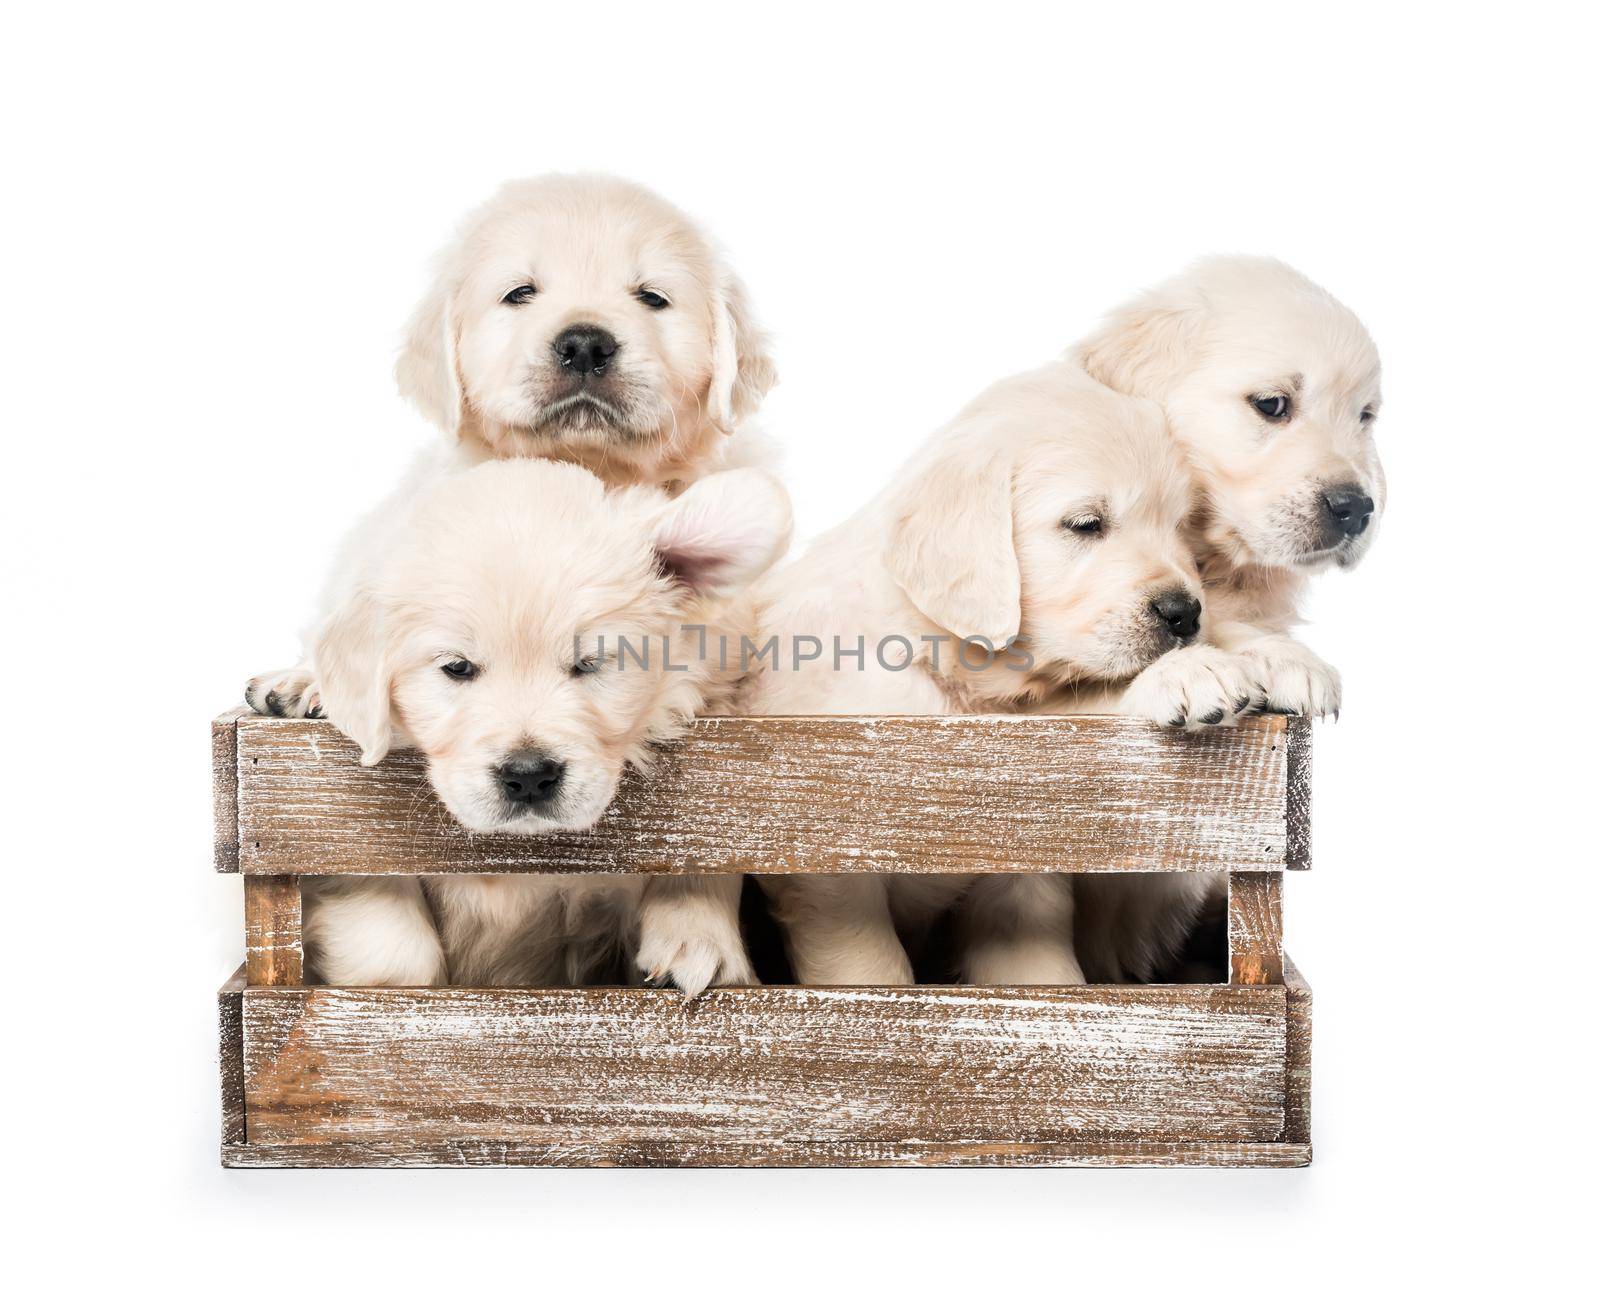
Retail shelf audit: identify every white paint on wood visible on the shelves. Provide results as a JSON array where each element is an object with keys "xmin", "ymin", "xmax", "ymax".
[
  {"xmin": 227, "ymin": 713, "xmax": 1300, "ymax": 876},
  {"xmin": 241, "ymin": 984, "xmax": 1288, "ymax": 1150}
]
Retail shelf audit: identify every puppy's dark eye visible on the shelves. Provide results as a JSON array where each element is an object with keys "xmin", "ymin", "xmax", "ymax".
[
  {"xmin": 440, "ymin": 659, "xmax": 480, "ymax": 681},
  {"xmin": 1360, "ymin": 407, "xmax": 1377, "ymax": 424},
  {"xmin": 1251, "ymin": 394, "xmax": 1291, "ymax": 421},
  {"xmin": 501, "ymin": 284, "xmax": 537, "ymax": 306},
  {"xmin": 635, "ymin": 288, "xmax": 671, "ymax": 310},
  {"xmin": 1063, "ymin": 515, "xmax": 1104, "ymax": 537},
  {"xmin": 570, "ymin": 655, "xmax": 602, "ymax": 678}
]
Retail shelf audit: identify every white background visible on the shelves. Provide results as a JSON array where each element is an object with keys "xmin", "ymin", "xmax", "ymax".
[{"xmin": 3, "ymin": 0, "xmax": 1593, "ymax": 1285}]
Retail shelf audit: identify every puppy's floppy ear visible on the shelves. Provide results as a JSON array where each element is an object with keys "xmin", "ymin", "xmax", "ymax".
[
  {"xmin": 884, "ymin": 426, "xmax": 1021, "ymax": 645},
  {"xmin": 650, "ymin": 468, "xmax": 792, "ymax": 599},
  {"xmin": 396, "ymin": 268, "xmax": 466, "ymax": 438},
  {"xmin": 1076, "ymin": 299, "xmax": 1204, "ymax": 399},
  {"xmin": 312, "ymin": 586, "xmax": 396, "ymax": 766},
  {"xmin": 706, "ymin": 269, "xmax": 778, "ymax": 433}
]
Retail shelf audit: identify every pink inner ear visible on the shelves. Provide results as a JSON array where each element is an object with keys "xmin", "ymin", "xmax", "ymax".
[{"xmin": 655, "ymin": 541, "xmax": 731, "ymax": 593}]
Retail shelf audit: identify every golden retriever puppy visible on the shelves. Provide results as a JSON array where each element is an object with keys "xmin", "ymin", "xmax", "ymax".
[
  {"xmin": 746, "ymin": 362, "xmax": 1206, "ymax": 985},
  {"xmin": 1066, "ymin": 256, "xmax": 1386, "ymax": 982},
  {"xmin": 247, "ymin": 172, "xmax": 775, "ymax": 718},
  {"xmin": 303, "ymin": 459, "xmax": 792, "ymax": 992},
  {"xmin": 1078, "ymin": 255, "xmax": 1383, "ymax": 717},
  {"xmin": 396, "ymin": 173, "xmax": 776, "ymax": 484}
]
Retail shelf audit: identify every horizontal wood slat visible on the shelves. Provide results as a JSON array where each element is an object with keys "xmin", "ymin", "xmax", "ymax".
[
  {"xmin": 222, "ymin": 1138, "xmax": 1312, "ymax": 1169},
  {"xmin": 240, "ymin": 984, "xmax": 1288, "ymax": 1154},
  {"xmin": 224, "ymin": 713, "xmax": 1301, "ymax": 876}
]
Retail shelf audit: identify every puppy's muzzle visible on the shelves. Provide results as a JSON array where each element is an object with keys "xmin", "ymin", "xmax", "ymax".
[
  {"xmin": 1149, "ymin": 589, "xmax": 1201, "ymax": 644},
  {"xmin": 496, "ymin": 750, "xmax": 567, "ymax": 808},
  {"xmin": 552, "ymin": 324, "xmax": 618, "ymax": 378},
  {"xmin": 1322, "ymin": 484, "xmax": 1375, "ymax": 542}
]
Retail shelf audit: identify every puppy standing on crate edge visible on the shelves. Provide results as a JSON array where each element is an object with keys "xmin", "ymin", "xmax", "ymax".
[
  {"xmin": 1055, "ymin": 256, "xmax": 1387, "ymax": 983},
  {"xmin": 301, "ymin": 460, "xmax": 790, "ymax": 992},
  {"xmin": 241, "ymin": 173, "xmax": 779, "ymax": 992}
]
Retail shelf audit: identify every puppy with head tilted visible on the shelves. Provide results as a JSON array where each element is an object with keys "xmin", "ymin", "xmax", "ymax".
[
  {"xmin": 1080, "ymin": 255, "xmax": 1383, "ymax": 715},
  {"xmin": 306, "ymin": 459, "xmax": 791, "ymax": 992},
  {"xmin": 747, "ymin": 361, "xmax": 1205, "ymax": 985},
  {"xmin": 1065, "ymin": 256, "xmax": 1386, "ymax": 982},
  {"xmin": 242, "ymin": 175, "xmax": 776, "ymax": 992}
]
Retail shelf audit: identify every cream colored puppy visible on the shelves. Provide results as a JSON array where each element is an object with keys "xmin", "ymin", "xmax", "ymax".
[
  {"xmin": 304, "ymin": 459, "xmax": 791, "ymax": 992},
  {"xmin": 241, "ymin": 176, "xmax": 775, "ymax": 991},
  {"xmin": 247, "ymin": 172, "xmax": 775, "ymax": 719},
  {"xmin": 1067, "ymin": 256, "xmax": 1386, "ymax": 982},
  {"xmin": 747, "ymin": 362, "xmax": 1205, "ymax": 985},
  {"xmin": 1079, "ymin": 255, "xmax": 1383, "ymax": 717}
]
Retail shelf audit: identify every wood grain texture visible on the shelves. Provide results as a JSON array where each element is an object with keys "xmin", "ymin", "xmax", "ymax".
[
  {"xmin": 240, "ymin": 984, "xmax": 1288, "ymax": 1152},
  {"xmin": 213, "ymin": 708, "xmax": 246, "ymax": 873},
  {"xmin": 219, "ymin": 965, "xmax": 246, "ymax": 1150},
  {"xmin": 1228, "ymin": 872, "xmax": 1284, "ymax": 986},
  {"xmin": 1285, "ymin": 717, "xmax": 1312, "ymax": 870},
  {"xmin": 228, "ymin": 713, "xmax": 1293, "ymax": 876},
  {"xmin": 222, "ymin": 1139, "xmax": 1312, "ymax": 1169},
  {"xmin": 244, "ymin": 877, "xmax": 303, "ymax": 986},
  {"xmin": 1284, "ymin": 955, "xmax": 1312, "ymax": 1149}
]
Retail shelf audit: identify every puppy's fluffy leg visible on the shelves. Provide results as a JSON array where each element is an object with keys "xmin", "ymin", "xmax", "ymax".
[
  {"xmin": 1228, "ymin": 631, "xmax": 1341, "ymax": 718},
  {"xmin": 760, "ymin": 875, "xmax": 914, "ymax": 985},
  {"xmin": 302, "ymin": 877, "xmax": 447, "ymax": 985},
  {"xmin": 1119, "ymin": 645, "xmax": 1263, "ymax": 730},
  {"xmin": 245, "ymin": 664, "xmax": 323, "ymax": 718},
  {"xmin": 957, "ymin": 875, "xmax": 1085, "ymax": 985},
  {"xmin": 1074, "ymin": 873, "xmax": 1219, "ymax": 984},
  {"xmin": 636, "ymin": 875, "xmax": 756, "ymax": 998}
]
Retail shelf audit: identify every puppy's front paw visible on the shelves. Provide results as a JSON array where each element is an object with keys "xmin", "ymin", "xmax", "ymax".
[
  {"xmin": 1122, "ymin": 646, "xmax": 1262, "ymax": 730},
  {"xmin": 637, "ymin": 902, "xmax": 757, "ymax": 999},
  {"xmin": 1236, "ymin": 637, "xmax": 1341, "ymax": 719},
  {"xmin": 245, "ymin": 667, "xmax": 323, "ymax": 718}
]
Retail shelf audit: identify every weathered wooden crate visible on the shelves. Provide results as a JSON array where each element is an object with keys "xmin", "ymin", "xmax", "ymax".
[{"xmin": 214, "ymin": 710, "xmax": 1312, "ymax": 1168}]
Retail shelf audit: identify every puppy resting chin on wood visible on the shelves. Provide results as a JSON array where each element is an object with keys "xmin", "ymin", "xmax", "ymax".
[
  {"xmin": 304, "ymin": 459, "xmax": 791, "ymax": 995},
  {"xmin": 746, "ymin": 361, "xmax": 1206, "ymax": 986}
]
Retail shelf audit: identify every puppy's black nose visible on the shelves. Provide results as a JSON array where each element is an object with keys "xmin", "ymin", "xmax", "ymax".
[
  {"xmin": 1323, "ymin": 485, "xmax": 1375, "ymax": 538},
  {"xmin": 552, "ymin": 325, "xmax": 618, "ymax": 376},
  {"xmin": 496, "ymin": 752, "xmax": 566, "ymax": 805},
  {"xmin": 1151, "ymin": 590, "xmax": 1202, "ymax": 642}
]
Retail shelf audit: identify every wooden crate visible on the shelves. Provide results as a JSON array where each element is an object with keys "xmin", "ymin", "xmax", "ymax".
[{"xmin": 215, "ymin": 710, "xmax": 1312, "ymax": 1168}]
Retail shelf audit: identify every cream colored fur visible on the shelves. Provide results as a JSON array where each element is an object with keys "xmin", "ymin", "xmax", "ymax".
[
  {"xmin": 1064, "ymin": 256, "xmax": 1386, "ymax": 981},
  {"xmin": 243, "ymin": 176, "xmax": 777, "ymax": 993},
  {"xmin": 247, "ymin": 172, "xmax": 775, "ymax": 719},
  {"xmin": 746, "ymin": 361, "xmax": 1203, "ymax": 985},
  {"xmin": 302, "ymin": 460, "xmax": 790, "ymax": 993}
]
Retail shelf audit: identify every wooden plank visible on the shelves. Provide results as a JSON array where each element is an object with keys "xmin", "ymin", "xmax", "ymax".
[
  {"xmin": 212, "ymin": 708, "xmax": 246, "ymax": 872},
  {"xmin": 1284, "ymin": 955, "xmax": 1312, "ymax": 1149},
  {"xmin": 224, "ymin": 1139, "xmax": 1312, "ymax": 1169},
  {"xmin": 219, "ymin": 964, "xmax": 246, "ymax": 1149},
  {"xmin": 1228, "ymin": 873, "xmax": 1284, "ymax": 985},
  {"xmin": 240, "ymin": 984, "xmax": 1287, "ymax": 1151},
  {"xmin": 244, "ymin": 877, "xmax": 303, "ymax": 986},
  {"xmin": 1285, "ymin": 716, "xmax": 1312, "ymax": 869},
  {"xmin": 231, "ymin": 713, "xmax": 1291, "ymax": 876}
]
